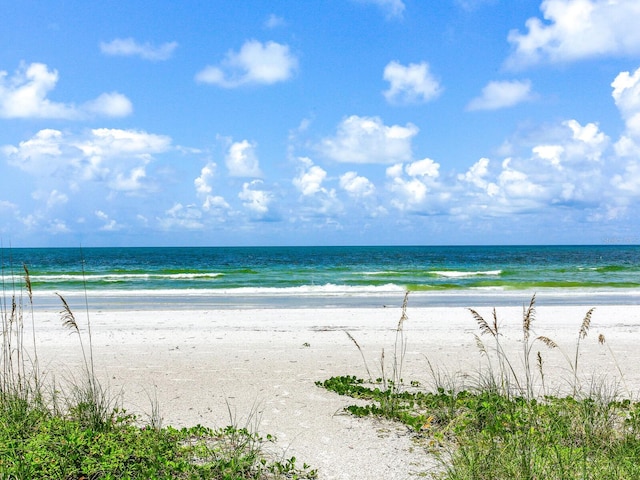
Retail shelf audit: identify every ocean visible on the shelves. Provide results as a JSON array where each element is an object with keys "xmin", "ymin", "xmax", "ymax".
[{"xmin": 3, "ymin": 245, "xmax": 640, "ymax": 309}]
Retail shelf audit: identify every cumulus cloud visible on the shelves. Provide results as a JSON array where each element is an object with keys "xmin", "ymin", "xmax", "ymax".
[
  {"xmin": 506, "ymin": 0, "xmax": 640, "ymax": 68},
  {"xmin": 293, "ymin": 157, "xmax": 327, "ymax": 196},
  {"xmin": 339, "ymin": 171, "xmax": 375, "ymax": 198},
  {"xmin": 110, "ymin": 166, "xmax": 147, "ymax": 191},
  {"xmin": 203, "ymin": 194, "xmax": 231, "ymax": 213},
  {"xmin": 0, "ymin": 62, "xmax": 132, "ymax": 119},
  {"xmin": 100, "ymin": 38, "xmax": 178, "ymax": 61},
  {"xmin": 3, "ymin": 128, "xmax": 171, "ymax": 192},
  {"xmin": 159, "ymin": 203, "xmax": 203, "ymax": 230},
  {"xmin": 291, "ymin": 157, "xmax": 343, "ymax": 218},
  {"xmin": 239, "ymin": 180, "xmax": 272, "ymax": 215},
  {"xmin": 194, "ymin": 161, "xmax": 231, "ymax": 214},
  {"xmin": 459, "ymin": 158, "xmax": 500, "ymax": 195},
  {"xmin": 458, "ymin": 119, "xmax": 612, "ymax": 217},
  {"xmin": 195, "ymin": 162, "xmax": 216, "ymax": 196},
  {"xmin": 95, "ymin": 210, "xmax": 122, "ymax": 231},
  {"xmin": 467, "ymin": 80, "xmax": 533, "ymax": 110},
  {"xmin": 496, "ymin": 159, "xmax": 546, "ymax": 204},
  {"xmin": 83, "ymin": 92, "xmax": 133, "ymax": 117},
  {"xmin": 195, "ymin": 40, "xmax": 297, "ymax": 88},
  {"xmin": 612, "ymin": 66, "xmax": 640, "ymax": 140},
  {"xmin": 226, "ymin": 140, "xmax": 262, "ymax": 177},
  {"xmin": 404, "ymin": 157, "xmax": 440, "ymax": 178},
  {"xmin": 320, "ymin": 115, "xmax": 418, "ymax": 164},
  {"xmin": 385, "ymin": 157, "xmax": 441, "ymax": 210},
  {"xmin": 352, "ymin": 0, "xmax": 405, "ymax": 18},
  {"xmin": 383, "ymin": 61, "xmax": 442, "ymax": 105}
]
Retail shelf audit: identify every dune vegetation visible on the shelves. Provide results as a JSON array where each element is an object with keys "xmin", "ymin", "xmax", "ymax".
[
  {"xmin": 0, "ymin": 266, "xmax": 317, "ymax": 479},
  {"xmin": 319, "ymin": 293, "xmax": 640, "ymax": 479}
]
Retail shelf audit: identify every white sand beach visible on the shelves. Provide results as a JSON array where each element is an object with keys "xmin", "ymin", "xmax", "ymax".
[{"xmin": 32, "ymin": 302, "xmax": 640, "ymax": 480}]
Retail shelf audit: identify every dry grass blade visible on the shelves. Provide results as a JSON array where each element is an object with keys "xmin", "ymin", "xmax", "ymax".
[
  {"xmin": 469, "ymin": 308, "xmax": 495, "ymax": 337},
  {"xmin": 492, "ymin": 308, "xmax": 499, "ymax": 336},
  {"xmin": 57, "ymin": 293, "xmax": 79, "ymax": 334},
  {"xmin": 522, "ymin": 294, "xmax": 536, "ymax": 339},
  {"xmin": 474, "ymin": 334, "xmax": 488, "ymax": 356},
  {"xmin": 537, "ymin": 335, "xmax": 558, "ymax": 349},
  {"xmin": 397, "ymin": 291, "xmax": 409, "ymax": 331},
  {"xmin": 579, "ymin": 307, "xmax": 595, "ymax": 339},
  {"xmin": 536, "ymin": 351, "xmax": 543, "ymax": 369},
  {"xmin": 23, "ymin": 264, "xmax": 33, "ymax": 303},
  {"xmin": 345, "ymin": 330, "xmax": 360, "ymax": 349},
  {"xmin": 345, "ymin": 330, "xmax": 372, "ymax": 380}
]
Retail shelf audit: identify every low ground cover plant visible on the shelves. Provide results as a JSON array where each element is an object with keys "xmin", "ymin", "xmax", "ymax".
[
  {"xmin": 0, "ymin": 264, "xmax": 316, "ymax": 479},
  {"xmin": 319, "ymin": 294, "xmax": 640, "ymax": 479}
]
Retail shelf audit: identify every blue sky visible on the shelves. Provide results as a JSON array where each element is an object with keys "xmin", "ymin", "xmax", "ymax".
[{"xmin": 2, "ymin": 0, "xmax": 640, "ymax": 247}]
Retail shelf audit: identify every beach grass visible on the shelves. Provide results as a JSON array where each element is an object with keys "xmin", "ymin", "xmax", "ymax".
[
  {"xmin": 0, "ymin": 266, "xmax": 317, "ymax": 479},
  {"xmin": 319, "ymin": 294, "xmax": 640, "ymax": 479}
]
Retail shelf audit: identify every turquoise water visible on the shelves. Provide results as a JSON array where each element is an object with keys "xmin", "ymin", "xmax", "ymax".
[{"xmin": 3, "ymin": 245, "xmax": 640, "ymax": 308}]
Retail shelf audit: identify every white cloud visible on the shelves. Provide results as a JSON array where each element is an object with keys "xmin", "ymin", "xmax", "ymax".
[
  {"xmin": 387, "ymin": 177, "xmax": 428, "ymax": 209},
  {"xmin": 194, "ymin": 161, "xmax": 231, "ymax": 214},
  {"xmin": 3, "ymin": 128, "xmax": 171, "ymax": 192},
  {"xmin": 290, "ymin": 157, "xmax": 343, "ymax": 218},
  {"xmin": 455, "ymin": 0, "xmax": 497, "ymax": 11},
  {"xmin": 264, "ymin": 14, "xmax": 286, "ymax": 29},
  {"xmin": 203, "ymin": 195, "xmax": 231, "ymax": 213},
  {"xmin": 100, "ymin": 38, "xmax": 178, "ymax": 61},
  {"xmin": 32, "ymin": 189, "xmax": 68, "ymax": 209},
  {"xmin": 95, "ymin": 210, "xmax": 122, "ymax": 231},
  {"xmin": 0, "ymin": 63, "xmax": 75, "ymax": 118},
  {"xmin": 0, "ymin": 63, "xmax": 133, "ymax": 120},
  {"xmin": 226, "ymin": 140, "xmax": 262, "ymax": 177},
  {"xmin": 239, "ymin": 180, "xmax": 271, "ymax": 215},
  {"xmin": 46, "ymin": 218, "xmax": 70, "ymax": 234},
  {"xmin": 612, "ymin": 66, "xmax": 640, "ymax": 140},
  {"xmin": 563, "ymin": 119, "xmax": 608, "ymax": 162},
  {"xmin": 2, "ymin": 129, "xmax": 63, "ymax": 174},
  {"xmin": 340, "ymin": 171, "xmax": 375, "ymax": 198},
  {"xmin": 195, "ymin": 40, "xmax": 298, "ymax": 88},
  {"xmin": 404, "ymin": 157, "xmax": 440, "ymax": 178},
  {"xmin": 293, "ymin": 157, "xmax": 327, "ymax": 196},
  {"xmin": 458, "ymin": 157, "xmax": 499, "ymax": 195},
  {"xmin": 320, "ymin": 115, "xmax": 418, "ymax": 164},
  {"xmin": 383, "ymin": 61, "xmax": 442, "ymax": 104},
  {"xmin": 0, "ymin": 199, "xmax": 19, "ymax": 213},
  {"xmin": 195, "ymin": 162, "xmax": 216, "ymax": 196},
  {"xmin": 159, "ymin": 203, "xmax": 203, "ymax": 230},
  {"xmin": 110, "ymin": 165, "xmax": 147, "ymax": 191},
  {"xmin": 528, "ymin": 120, "xmax": 608, "ymax": 171},
  {"xmin": 83, "ymin": 92, "xmax": 133, "ymax": 117},
  {"xmin": 533, "ymin": 144, "xmax": 564, "ymax": 168},
  {"xmin": 467, "ymin": 80, "xmax": 533, "ymax": 110},
  {"xmin": 458, "ymin": 119, "xmax": 611, "ymax": 216},
  {"xmin": 385, "ymin": 158, "xmax": 441, "ymax": 210},
  {"xmin": 352, "ymin": 0, "xmax": 405, "ymax": 18},
  {"xmin": 506, "ymin": 0, "xmax": 640, "ymax": 68},
  {"xmin": 0, "ymin": 62, "xmax": 132, "ymax": 119},
  {"xmin": 612, "ymin": 161, "xmax": 640, "ymax": 195},
  {"xmin": 496, "ymin": 159, "xmax": 546, "ymax": 203}
]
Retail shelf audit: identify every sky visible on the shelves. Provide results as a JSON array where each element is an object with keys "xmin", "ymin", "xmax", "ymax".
[{"xmin": 2, "ymin": 0, "xmax": 640, "ymax": 247}]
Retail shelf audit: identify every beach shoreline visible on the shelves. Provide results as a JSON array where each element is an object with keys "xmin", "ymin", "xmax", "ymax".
[
  {"xmin": 29, "ymin": 287, "xmax": 640, "ymax": 311},
  {"xmin": 31, "ymin": 302, "xmax": 640, "ymax": 479}
]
